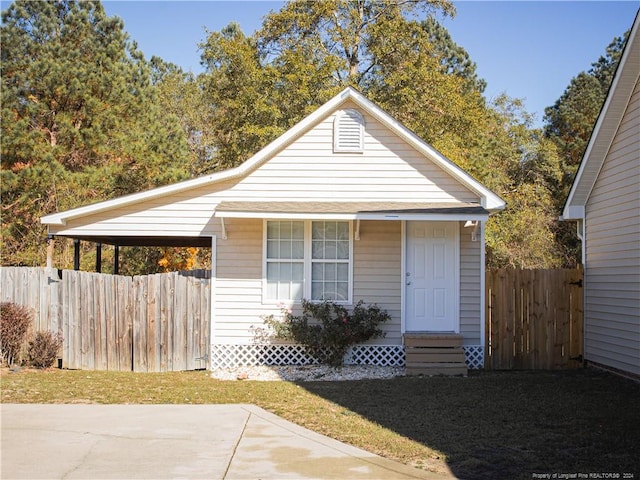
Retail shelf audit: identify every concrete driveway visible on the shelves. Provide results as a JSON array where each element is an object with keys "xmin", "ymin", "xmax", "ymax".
[{"xmin": 1, "ymin": 404, "xmax": 451, "ymax": 479}]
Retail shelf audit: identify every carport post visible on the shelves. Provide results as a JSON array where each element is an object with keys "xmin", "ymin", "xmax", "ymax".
[
  {"xmin": 73, "ymin": 239, "xmax": 80, "ymax": 270},
  {"xmin": 46, "ymin": 235, "xmax": 54, "ymax": 269},
  {"xmin": 114, "ymin": 245, "xmax": 119, "ymax": 275},
  {"xmin": 95, "ymin": 243, "xmax": 102, "ymax": 273}
]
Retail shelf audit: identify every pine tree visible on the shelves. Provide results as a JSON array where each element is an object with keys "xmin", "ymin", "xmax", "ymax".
[{"xmin": 1, "ymin": 0, "xmax": 190, "ymax": 266}]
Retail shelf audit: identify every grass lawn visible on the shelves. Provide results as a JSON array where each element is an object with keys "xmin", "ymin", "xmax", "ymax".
[{"xmin": 2, "ymin": 367, "xmax": 639, "ymax": 479}]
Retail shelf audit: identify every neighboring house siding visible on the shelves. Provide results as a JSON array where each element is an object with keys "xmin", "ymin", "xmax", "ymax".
[
  {"xmin": 459, "ymin": 222, "xmax": 482, "ymax": 345},
  {"xmin": 584, "ymin": 79, "xmax": 640, "ymax": 376}
]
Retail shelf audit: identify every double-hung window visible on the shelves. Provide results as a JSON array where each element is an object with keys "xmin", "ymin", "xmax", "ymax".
[
  {"xmin": 264, "ymin": 220, "xmax": 352, "ymax": 303},
  {"xmin": 265, "ymin": 221, "xmax": 304, "ymax": 301},
  {"xmin": 311, "ymin": 221, "xmax": 350, "ymax": 301}
]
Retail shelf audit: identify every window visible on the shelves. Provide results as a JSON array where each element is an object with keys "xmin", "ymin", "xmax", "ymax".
[
  {"xmin": 265, "ymin": 221, "xmax": 304, "ymax": 301},
  {"xmin": 312, "ymin": 221, "xmax": 350, "ymax": 301},
  {"xmin": 333, "ymin": 109, "xmax": 365, "ymax": 153},
  {"xmin": 264, "ymin": 220, "xmax": 352, "ymax": 303}
]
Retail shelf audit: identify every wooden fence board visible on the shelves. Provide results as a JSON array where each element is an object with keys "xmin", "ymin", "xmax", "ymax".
[
  {"xmin": 104, "ymin": 274, "xmax": 116, "ymax": 371},
  {"xmin": 61, "ymin": 270, "xmax": 71, "ymax": 369},
  {"xmin": 186, "ymin": 277, "xmax": 198, "ymax": 371},
  {"xmin": 160, "ymin": 276, "xmax": 174, "ymax": 372},
  {"xmin": 173, "ymin": 274, "xmax": 187, "ymax": 371},
  {"xmin": 486, "ymin": 268, "xmax": 584, "ymax": 370},
  {"xmin": 146, "ymin": 274, "xmax": 158, "ymax": 373},
  {"xmin": 118, "ymin": 275, "xmax": 133, "ymax": 371},
  {"xmin": 133, "ymin": 275, "xmax": 147, "ymax": 372}
]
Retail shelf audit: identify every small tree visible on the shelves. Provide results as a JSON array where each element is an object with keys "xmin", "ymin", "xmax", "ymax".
[
  {"xmin": 264, "ymin": 300, "xmax": 390, "ymax": 367},
  {"xmin": 0, "ymin": 302, "xmax": 32, "ymax": 366}
]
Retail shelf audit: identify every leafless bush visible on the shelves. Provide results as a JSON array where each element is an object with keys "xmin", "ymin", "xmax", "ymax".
[
  {"xmin": 0, "ymin": 302, "xmax": 32, "ymax": 366},
  {"xmin": 27, "ymin": 331, "xmax": 63, "ymax": 369}
]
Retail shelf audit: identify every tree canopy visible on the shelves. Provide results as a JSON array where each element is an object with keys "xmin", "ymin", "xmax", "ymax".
[
  {"xmin": 1, "ymin": 0, "xmax": 627, "ymax": 271},
  {"xmin": 1, "ymin": 0, "xmax": 190, "ymax": 267}
]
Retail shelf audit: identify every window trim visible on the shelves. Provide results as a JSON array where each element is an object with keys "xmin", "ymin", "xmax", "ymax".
[{"xmin": 262, "ymin": 219, "xmax": 353, "ymax": 305}]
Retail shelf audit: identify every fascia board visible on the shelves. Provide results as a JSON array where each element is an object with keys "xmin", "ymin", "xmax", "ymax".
[
  {"xmin": 216, "ymin": 210, "xmax": 489, "ymax": 222},
  {"xmin": 561, "ymin": 205, "xmax": 586, "ymax": 221}
]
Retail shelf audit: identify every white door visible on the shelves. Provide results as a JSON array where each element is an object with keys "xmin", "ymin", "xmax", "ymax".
[{"xmin": 405, "ymin": 221, "xmax": 458, "ymax": 332}]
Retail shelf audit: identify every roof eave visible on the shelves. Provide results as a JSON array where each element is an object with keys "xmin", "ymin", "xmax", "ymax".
[
  {"xmin": 41, "ymin": 86, "xmax": 507, "ymax": 225},
  {"xmin": 562, "ymin": 10, "xmax": 640, "ymax": 219}
]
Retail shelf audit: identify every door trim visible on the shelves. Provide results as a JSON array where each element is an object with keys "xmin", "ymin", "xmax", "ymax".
[{"xmin": 401, "ymin": 221, "xmax": 460, "ymax": 334}]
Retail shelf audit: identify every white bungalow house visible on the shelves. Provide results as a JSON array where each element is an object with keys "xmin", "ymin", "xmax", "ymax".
[
  {"xmin": 562, "ymin": 12, "xmax": 640, "ymax": 378},
  {"xmin": 42, "ymin": 87, "xmax": 505, "ymax": 373}
]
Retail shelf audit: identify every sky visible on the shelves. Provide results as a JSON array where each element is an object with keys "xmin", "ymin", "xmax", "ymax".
[{"xmin": 3, "ymin": 1, "xmax": 639, "ymax": 127}]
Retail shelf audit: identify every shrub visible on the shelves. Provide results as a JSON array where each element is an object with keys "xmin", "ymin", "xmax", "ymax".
[
  {"xmin": 27, "ymin": 331, "xmax": 63, "ymax": 369},
  {"xmin": 0, "ymin": 302, "xmax": 32, "ymax": 366},
  {"xmin": 264, "ymin": 299, "xmax": 390, "ymax": 367}
]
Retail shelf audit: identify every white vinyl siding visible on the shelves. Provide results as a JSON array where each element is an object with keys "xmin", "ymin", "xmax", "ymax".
[
  {"xmin": 214, "ymin": 218, "xmax": 264, "ymax": 344},
  {"xmin": 205, "ymin": 219, "xmax": 483, "ymax": 347},
  {"xmin": 225, "ymin": 102, "xmax": 477, "ymax": 203},
  {"xmin": 214, "ymin": 219, "xmax": 403, "ymax": 345},
  {"xmin": 459, "ymin": 221, "xmax": 482, "ymax": 345},
  {"xmin": 584, "ymin": 78, "xmax": 640, "ymax": 376},
  {"xmin": 353, "ymin": 221, "xmax": 402, "ymax": 345},
  {"xmin": 48, "ymin": 102, "xmax": 480, "ymax": 238}
]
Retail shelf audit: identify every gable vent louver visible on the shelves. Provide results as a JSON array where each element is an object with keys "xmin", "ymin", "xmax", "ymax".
[{"xmin": 334, "ymin": 109, "xmax": 365, "ymax": 153}]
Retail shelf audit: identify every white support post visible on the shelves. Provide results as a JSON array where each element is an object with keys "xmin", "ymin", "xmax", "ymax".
[
  {"xmin": 220, "ymin": 217, "xmax": 227, "ymax": 240},
  {"xmin": 479, "ymin": 221, "xmax": 486, "ymax": 366},
  {"xmin": 209, "ymin": 235, "xmax": 217, "ymax": 370}
]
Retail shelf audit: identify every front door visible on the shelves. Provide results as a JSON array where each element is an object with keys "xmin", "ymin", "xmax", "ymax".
[{"xmin": 405, "ymin": 221, "xmax": 458, "ymax": 332}]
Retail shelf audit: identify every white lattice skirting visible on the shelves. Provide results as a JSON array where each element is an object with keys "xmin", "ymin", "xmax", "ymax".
[
  {"xmin": 211, "ymin": 344, "xmax": 484, "ymax": 370},
  {"xmin": 462, "ymin": 346, "xmax": 485, "ymax": 369}
]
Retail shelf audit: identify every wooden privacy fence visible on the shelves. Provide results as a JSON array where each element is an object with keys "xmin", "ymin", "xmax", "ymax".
[
  {"xmin": 0, "ymin": 267, "xmax": 211, "ymax": 372},
  {"xmin": 3, "ymin": 266, "xmax": 584, "ymax": 372},
  {"xmin": 485, "ymin": 268, "xmax": 583, "ymax": 370}
]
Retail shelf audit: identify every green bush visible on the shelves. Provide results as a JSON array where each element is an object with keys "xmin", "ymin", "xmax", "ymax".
[
  {"xmin": 27, "ymin": 331, "xmax": 63, "ymax": 369},
  {"xmin": 264, "ymin": 299, "xmax": 390, "ymax": 367},
  {"xmin": 0, "ymin": 302, "xmax": 32, "ymax": 366}
]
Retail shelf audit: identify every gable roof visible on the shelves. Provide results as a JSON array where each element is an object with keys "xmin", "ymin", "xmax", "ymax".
[
  {"xmin": 562, "ymin": 11, "xmax": 640, "ymax": 220},
  {"xmin": 42, "ymin": 87, "xmax": 505, "ymax": 227}
]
